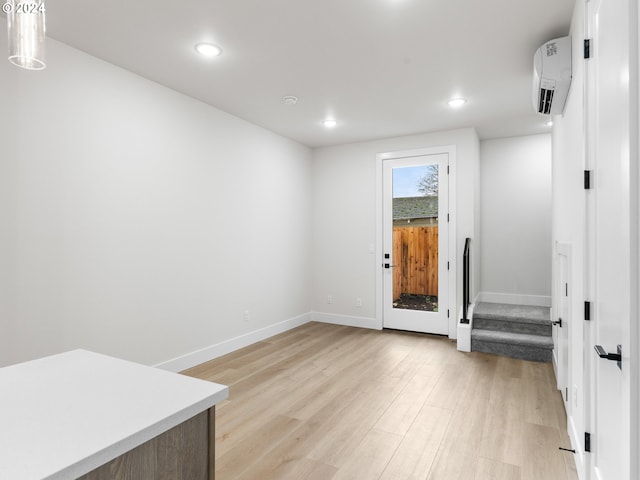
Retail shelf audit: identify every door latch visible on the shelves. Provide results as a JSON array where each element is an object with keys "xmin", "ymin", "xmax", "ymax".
[
  {"xmin": 594, "ymin": 344, "xmax": 622, "ymax": 370},
  {"xmin": 552, "ymin": 318, "xmax": 563, "ymax": 328},
  {"xmin": 384, "ymin": 263, "xmax": 396, "ymax": 269}
]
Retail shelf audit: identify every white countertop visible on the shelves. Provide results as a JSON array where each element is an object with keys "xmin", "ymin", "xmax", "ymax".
[{"xmin": 0, "ymin": 349, "xmax": 228, "ymax": 480}]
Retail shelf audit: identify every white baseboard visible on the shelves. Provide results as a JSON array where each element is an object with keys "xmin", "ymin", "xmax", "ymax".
[
  {"xmin": 312, "ymin": 312, "xmax": 381, "ymax": 330},
  {"xmin": 568, "ymin": 415, "xmax": 587, "ymax": 480},
  {"xmin": 552, "ymin": 351, "xmax": 560, "ymax": 388},
  {"xmin": 478, "ymin": 292, "xmax": 552, "ymax": 307},
  {"xmin": 155, "ymin": 312, "xmax": 312, "ymax": 372}
]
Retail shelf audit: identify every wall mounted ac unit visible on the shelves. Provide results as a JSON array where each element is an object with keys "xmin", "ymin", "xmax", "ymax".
[{"xmin": 532, "ymin": 36, "xmax": 572, "ymax": 115}]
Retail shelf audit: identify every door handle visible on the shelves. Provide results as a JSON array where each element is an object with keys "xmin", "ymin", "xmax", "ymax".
[
  {"xmin": 552, "ymin": 318, "xmax": 563, "ymax": 328},
  {"xmin": 594, "ymin": 344, "xmax": 622, "ymax": 369}
]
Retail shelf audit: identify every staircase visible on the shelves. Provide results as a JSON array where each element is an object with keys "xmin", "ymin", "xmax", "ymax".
[{"xmin": 471, "ymin": 302, "xmax": 553, "ymax": 362}]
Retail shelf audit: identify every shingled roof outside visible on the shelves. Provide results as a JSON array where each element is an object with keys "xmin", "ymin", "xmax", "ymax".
[{"xmin": 393, "ymin": 196, "xmax": 438, "ymax": 220}]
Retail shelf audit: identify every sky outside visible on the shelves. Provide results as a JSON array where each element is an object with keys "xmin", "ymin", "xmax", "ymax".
[{"xmin": 393, "ymin": 165, "xmax": 433, "ymax": 198}]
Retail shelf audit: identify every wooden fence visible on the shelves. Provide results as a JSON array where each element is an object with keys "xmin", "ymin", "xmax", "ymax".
[{"xmin": 393, "ymin": 226, "xmax": 438, "ymax": 298}]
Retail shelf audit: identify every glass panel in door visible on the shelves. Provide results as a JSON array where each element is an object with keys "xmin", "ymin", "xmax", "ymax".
[{"xmin": 392, "ymin": 164, "xmax": 440, "ymax": 312}]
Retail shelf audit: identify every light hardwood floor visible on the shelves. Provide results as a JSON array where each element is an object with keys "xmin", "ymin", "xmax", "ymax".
[{"xmin": 183, "ymin": 322, "xmax": 579, "ymax": 480}]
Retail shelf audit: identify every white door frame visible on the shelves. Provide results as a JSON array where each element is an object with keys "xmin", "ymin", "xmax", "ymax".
[
  {"xmin": 584, "ymin": 0, "xmax": 637, "ymax": 476},
  {"xmin": 375, "ymin": 145, "xmax": 457, "ymax": 338},
  {"xmin": 553, "ymin": 241, "xmax": 571, "ymax": 412},
  {"xmin": 633, "ymin": 1, "xmax": 640, "ymax": 474}
]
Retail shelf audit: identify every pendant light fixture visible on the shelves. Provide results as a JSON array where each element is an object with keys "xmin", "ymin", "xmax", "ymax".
[{"xmin": 6, "ymin": 0, "xmax": 47, "ymax": 70}]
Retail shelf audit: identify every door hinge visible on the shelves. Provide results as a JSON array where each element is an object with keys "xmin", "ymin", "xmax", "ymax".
[
  {"xmin": 585, "ymin": 432, "xmax": 591, "ymax": 452},
  {"xmin": 584, "ymin": 170, "xmax": 592, "ymax": 189},
  {"xmin": 447, "ymin": 213, "xmax": 450, "ymax": 223},
  {"xmin": 584, "ymin": 301, "xmax": 591, "ymax": 321},
  {"xmin": 565, "ymin": 283, "xmax": 568, "ymax": 297},
  {"xmin": 447, "ymin": 165, "xmax": 450, "ymax": 174},
  {"xmin": 584, "ymin": 39, "xmax": 591, "ymax": 59},
  {"xmin": 447, "ymin": 309, "xmax": 450, "ymax": 318},
  {"xmin": 447, "ymin": 261, "xmax": 450, "ymax": 270},
  {"xmin": 565, "ymin": 387, "xmax": 568, "ymax": 402}
]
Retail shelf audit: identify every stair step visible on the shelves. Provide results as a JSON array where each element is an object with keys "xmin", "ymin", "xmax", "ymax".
[
  {"xmin": 474, "ymin": 302, "xmax": 550, "ymax": 324},
  {"xmin": 471, "ymin": 329, "xmax": 553, "ymax": 362},
  {"xmin": 473, "ymin": 302, "xmax": 551, "ymax": 336},
  {"xmin": 473, "ymin": 317, "xmax": 551, "ymax": 336},
  {"xmin": 471, "ymin": 329, "xmax": 554, "ymax": 348}
]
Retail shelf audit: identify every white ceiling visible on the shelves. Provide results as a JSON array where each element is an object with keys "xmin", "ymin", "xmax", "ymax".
[{"xmin": 45, "ymin": 0, "xmax": 575, "ymax": 148}]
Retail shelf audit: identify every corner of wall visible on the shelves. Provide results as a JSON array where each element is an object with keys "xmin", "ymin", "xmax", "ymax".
[{"xmin": 155, "ymin": 313, "xmax": 313, "ymax": 372}]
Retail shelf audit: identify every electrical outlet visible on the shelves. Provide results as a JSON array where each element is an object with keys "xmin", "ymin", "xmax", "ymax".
[
  {"xmin": 327, "ymin": 295, "xmax": 333, "ymax": 304},
  {"xmin": 356, "ymin": 298, "xmax": 363, "ymax": 307},
  {"xmin": 243, "ymin": 310, "xmax": 250, "ymax": 322}
]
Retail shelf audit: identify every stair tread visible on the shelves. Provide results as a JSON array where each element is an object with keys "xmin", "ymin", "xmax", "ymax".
[
  {"xmin": 474, "ymin": 302, "xmax": 550, "ymax": 325},
  {"xmin": 471, "ymin": 328, "xmax": 554, "ymax": 349}
]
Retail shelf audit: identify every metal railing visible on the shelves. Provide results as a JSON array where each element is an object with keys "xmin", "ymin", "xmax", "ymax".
[{"xmin": 461, "ymin": 237, "xmax": 471, "ymax": 323}]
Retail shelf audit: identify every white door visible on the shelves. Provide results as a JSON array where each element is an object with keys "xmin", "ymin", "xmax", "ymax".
[
  {"xmin": 382, "ymin": 153, "xmax": 449, "ymax": 334},
  {"xmin": 554, "ymin": 242, "xmax": 571, "ymax": 412},
  {"xmin": 587, "ymin": 0, "xmax": 631, "ymax": 477}
]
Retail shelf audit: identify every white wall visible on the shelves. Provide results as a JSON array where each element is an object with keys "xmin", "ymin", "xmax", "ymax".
[
  {"xmin": 0, "ymin": 41, "xmax": 18, "ymax": 369},
  {"xmin": 480, "ymin": 134, "xmax": 552, "ymax": 300},
  {"xmin": 312, "ymin": 128, "xmax": 480, "ymax": 332},
  {"xmin": 0, "ymin": 26, "xmax": 313, "ymax": 368},
  {"xmin": 551, "ymin": 2, "xmax": 587, "ymax": 476}
]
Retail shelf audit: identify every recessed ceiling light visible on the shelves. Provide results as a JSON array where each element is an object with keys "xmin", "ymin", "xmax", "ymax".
[
  {"xmin": 546, "ymin": 120, "xmax": 553, "ymax": 127},
  {"xmin": 194, "ymin": 43, "xmax": 222, "ymax": 57},
  {"xmin": 322, "ymin": 119, "xmax": 337, "ymax": 128},
  {"xmin": 283, "ymin": 95, "xmax": 298, "ymax": 105},
  {"xmin": 447, "ymin": 98, "xmax": 467, "ymax": 108}
]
